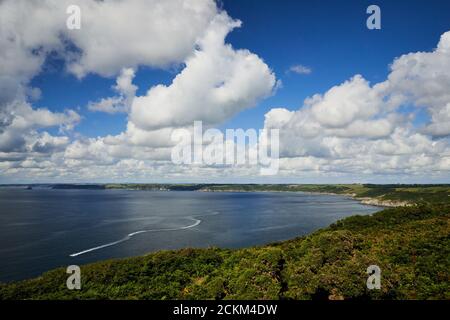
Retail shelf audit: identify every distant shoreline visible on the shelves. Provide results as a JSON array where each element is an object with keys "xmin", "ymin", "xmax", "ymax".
[{"xmin": 1, "ymin": 183, "xmax": 433, "ymax": 207}]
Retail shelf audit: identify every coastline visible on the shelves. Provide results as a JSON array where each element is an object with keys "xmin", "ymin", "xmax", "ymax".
[
  {"xmin": 198, "ymin": 188, "xmax": 413, "ymax": 208},
  {"xmin": 104, "ymin": 186, "xmax": 413, "ymax": 208},
  {"xmin": 0, "ymin": 183, "xmax": 421, "ymax": 209},
  {"xmin": 356, "ymin": 197, "xmax": 412, "ymax": 207},
  {"xmin": 1, "ymin": 199, "xmax": 448, "ymax": 299}
]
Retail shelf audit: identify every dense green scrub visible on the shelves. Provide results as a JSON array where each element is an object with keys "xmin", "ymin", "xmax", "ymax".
[{"xmin": 1, "ymin": 204, "xmax": 449, "ymax": 300}]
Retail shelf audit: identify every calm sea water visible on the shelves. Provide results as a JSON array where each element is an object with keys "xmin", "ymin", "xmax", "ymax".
[{"xmin": 0, "ymin": 188, "xmax": 380, "ymax": 282}]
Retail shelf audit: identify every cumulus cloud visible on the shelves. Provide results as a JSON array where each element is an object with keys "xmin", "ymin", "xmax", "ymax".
[
  {"xmin": 88, "ymin": 68, "xmax": 137, "ymax": 114},
  {"xmin": 262, "ymin": 32, "xmax": 450, "ymax": 180},
  {"xmin": 386, "ymin": 31, "xmax": 450, "ymax": 137},
  {"xmin": 263, "ymin": 75, "xmax": 402, "ymax": 160},
  {"xmin": 65, "ymin": 0, "xmax": 217, "ymax": 78},
  {"xmin": 0, "ymin": 101, "xmax": 79, "ymax": 153},
  {"xmin": 0, "ymin": 0, "xmax": 218, "ymax": 82},
  {"xmin": 0, "ymin": 0, "xmax": 224, "ymax": 169},
  {"xmin": 0, "ymin": 0, "xmax": 281, "ymax": 181},
  {"xmin": 31, "ymin": 133, "xmax": 69, "ymax": 154},
  {"xmin": 130, "ymin": 12, "xmax": 277, "ymax": 130},
  {"xmin": 308, "ymin": 75, "xmax": 385, "ymax": 128}
]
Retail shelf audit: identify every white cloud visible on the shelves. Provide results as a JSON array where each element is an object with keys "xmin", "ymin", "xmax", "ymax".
[
  {"xmin": 0, "ymin": 0, "xmax": 220, "ymax": 115},
  {"xmin": 31, "ymin": 132, "xmax": 70, "ymax": 154},
  {"xmin": 385, "ymin": 31, "xmax": 450, "ymax": 137},
  {"xmin": 308, "ymin": 75, "xmax": 385, "ymax": 128},
  {"xmin": 0, "ymin": 0, "xmax": 218, "ymax": 80},
  {"xmin": 88, "ymin": 68, "xmax": 137, "ymax": 114},
  {"xmin": 261, "ymin": 32, "xmax": 450, "ymax": 180},
  {"xmin": 0, "ymin": 0, "xmax": 226, "ymax": 171},
  {"xmin": 288, "ymin": 64, "xmax": 312, "ymax": 75},
  {"xmin": 0, "ymin": 100, "xmax": 79, "ymax": 153},
  {"xmin": 130, "ymin": 12, "xmax": 277, "ymax": 130},
  {"xmin": 65, "ymin": 0, "xmax": 218, "ymax": 78}
]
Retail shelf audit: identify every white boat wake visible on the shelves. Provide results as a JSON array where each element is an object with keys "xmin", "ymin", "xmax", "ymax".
[{"xmin": 69, "ymin": 216, "xmax": 201, "ymax": 257}]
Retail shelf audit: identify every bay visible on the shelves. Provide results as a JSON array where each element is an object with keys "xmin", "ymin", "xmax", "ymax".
[{"xmin": 0, "ymin": 188, "xmax": 380, "ymax": 282}]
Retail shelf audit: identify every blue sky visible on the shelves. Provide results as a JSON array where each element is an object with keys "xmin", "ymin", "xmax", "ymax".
[
  {"xmin": 30, "ymin": 0, "xmax": 450, "ymax": 135},
  {"xmin": 222, "ymin": 0, "xmax": 450, "ymax": 128}
]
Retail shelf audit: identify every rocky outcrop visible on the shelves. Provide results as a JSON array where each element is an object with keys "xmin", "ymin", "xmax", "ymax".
[{"xmin": 357, "ymin": 197, "xmax": 413, "ymax": 207}]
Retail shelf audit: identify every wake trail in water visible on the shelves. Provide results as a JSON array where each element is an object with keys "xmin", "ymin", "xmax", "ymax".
[{"xmin": 69, "ymin": 217, "xmax": 201, "ymax": 257}]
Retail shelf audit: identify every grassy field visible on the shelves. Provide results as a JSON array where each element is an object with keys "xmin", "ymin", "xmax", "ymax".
[{"xmin": 0, "ymin": 185, "xmax": 449, "ymax": 300}]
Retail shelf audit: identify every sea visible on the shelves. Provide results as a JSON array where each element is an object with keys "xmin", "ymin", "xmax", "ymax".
[{"xmin": 0, "ymin": 187, "xmax": 380, "ymax": 282}]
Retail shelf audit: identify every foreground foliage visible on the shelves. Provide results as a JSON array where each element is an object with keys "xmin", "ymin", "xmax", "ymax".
[{"xmin": 1, "ymin": 203, "xmax": 449, "ymax": 300}]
